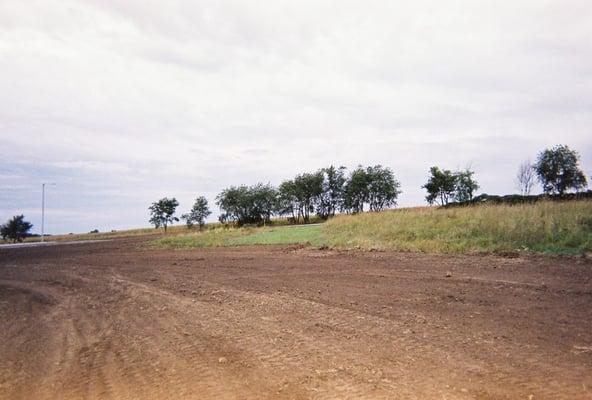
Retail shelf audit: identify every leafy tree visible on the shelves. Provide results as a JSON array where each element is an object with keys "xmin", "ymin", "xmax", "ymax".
[
  {"xmin": 366, "ymin": 165, "xmax": 401, "ymax": 211},
  {"xmin": 216, "ymin": 186, "xmax": 248, "ymax": 224},
  {"xmin": 277, "ymin": 180, "xmax": 299, "ymax": 222},
  {"xmin": 148, "ymin": 197, "xmax": 179, "ymax": 231},
  {"xmin": 343, "ymin": 166, "xmax": 369, "ymax": 213},
  {"xmin": 515, "ymin": 160, "xmax": 536, "ymax": 195},
  {"xmin": 216, "ymin": 183, "xmax": 277, "ymax": 225},
  {"xmin": 182, "ymin": 196, "xmax": 211, "ymax": 230},
  {"xmin": 454, "ymin": 169, "xmax": 479, "ymax": 202},
  {"xmin": 293, "ymin": 172, "xmax": 323, "ymax": 222},
  {"xmin": 343, "ymin": 165, "xmax": 401, "ymax": 213},
  {"xmin": 422, "ymin": 167, "xmax": 457, "ymax": 206},
  {"xmin": 534, "ymin": 145, "xmax": 587, "ymax": 195},
  {"xmin": 316, "ymin": 165, "xmax": 347, "ymax": 219},
  {"xmin": 251, "ymin": 183, "xmax": 278, "ymax": 224},
  {"xmin": 1, "ymin": 215, "xmax": 33, "ymax": 243},
  {"xmin": 277, "ymin": 172, "xmax": 323, "ymax": 223}
]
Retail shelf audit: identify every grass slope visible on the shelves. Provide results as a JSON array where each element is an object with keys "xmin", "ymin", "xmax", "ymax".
[{"xmin": 324, "ymin": 200, "xmax": 592, "ymax": 255}]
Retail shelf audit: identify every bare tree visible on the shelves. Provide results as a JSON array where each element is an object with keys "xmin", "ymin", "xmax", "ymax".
[{"xmin": 515, "ymin": 160, "xmax": 535, "ymax": 195}]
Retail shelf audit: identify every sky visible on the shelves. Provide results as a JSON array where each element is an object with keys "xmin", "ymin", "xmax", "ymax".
[{"xmin": 1, "ymin": 0, "xmax": 591, "ymax": 234}]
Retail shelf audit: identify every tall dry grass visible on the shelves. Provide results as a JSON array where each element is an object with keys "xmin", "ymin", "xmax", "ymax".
[{"xmin": 323, "ymin": 200, "xmax": 592, "ymax": 254}]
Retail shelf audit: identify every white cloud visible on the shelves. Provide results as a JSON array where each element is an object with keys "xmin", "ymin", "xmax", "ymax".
[{"xmin": 0, "ymin": 0, "xmax": 591, "ymax": 233}]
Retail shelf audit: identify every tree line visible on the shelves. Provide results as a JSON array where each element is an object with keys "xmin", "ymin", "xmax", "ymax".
[
  {"xmin": 1, "ymin": 144, "xmax": 588, "ymax": 242},
  {"xmin": 150, "ymin": 164, "xmax": 401, "ymax": 228},
  {"xmin": 0, "ymin": 145, "xmax": 586, "ymax": 242},
  {"xmin": 422, "ymin": 144, "xmax": 589, "ymax": 206},
  {"xmin": 149, "ymin": 144, "xmax": 589, "ymax": 230}
]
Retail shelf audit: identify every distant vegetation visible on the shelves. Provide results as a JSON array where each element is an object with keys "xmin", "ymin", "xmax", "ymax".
[
  {"xmin": 149, "ymin": 164, "xmax": 401, "ymax": 229},
  {"xmin": 422, "ymin": 167, "xmax": 479, "ymax": 206},
  {"xmin": 147, "ymin": 144, "xmax": 588, "ymax": 231},
  {"xmin": 6, "ymin": 145, "xmax": 588, "ymax": 251}
]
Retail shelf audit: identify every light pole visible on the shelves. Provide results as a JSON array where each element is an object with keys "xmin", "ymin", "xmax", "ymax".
[{"xmin": 41, "ymin": 183, "xmax": 56, "ymax": 242}]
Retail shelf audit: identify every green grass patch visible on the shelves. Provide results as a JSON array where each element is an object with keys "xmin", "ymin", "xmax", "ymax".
[
  {"xmin": 150, "ymin": 224, "xmax": 325, "ymax": 249},
  {"xmin": 228, "ymin": 224, "xmax": 325, "ymax": 246},
  {"xmin": 323, "ymin": 200, "xmax": 592, "ymax": 255}
]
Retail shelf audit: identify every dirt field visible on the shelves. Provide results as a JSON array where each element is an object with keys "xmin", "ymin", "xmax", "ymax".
[{"xmin": 1, "ymin": 239, "xmax": 591, "ymax": 399}]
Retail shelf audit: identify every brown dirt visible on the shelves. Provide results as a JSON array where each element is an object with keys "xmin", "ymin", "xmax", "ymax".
[{"xmin": 1, "ymin": 238, "xmax": 591, "ymax": 399}]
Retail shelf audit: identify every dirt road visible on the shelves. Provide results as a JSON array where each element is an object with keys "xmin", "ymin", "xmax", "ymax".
[{"xmin": 1, "ymin": 239, "xmax": 591, "ymax": 399}]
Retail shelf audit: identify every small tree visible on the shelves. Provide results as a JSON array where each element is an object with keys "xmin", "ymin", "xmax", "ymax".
[
  {"xmin": 454, "ymin": 169, "xmax": 479, "ymax": 202},
  {"xmin": 148, "ymin": 197, "xmax": 179, "ymax": 231},
  {"xmin": 1, "ymin": 215, "xmax": 33, "ymax": 243},
  {"xmin": 342, "ymin": 165, "xmax": 401, "ymax": 213},
  {"xmin": 182, "ymin": 196, "xmax": 211, "ymax": 230},
  {"xmin": 515, "ymin": 160, "xmax": 536, "ymax": 195},
  {"xmin": 277, "ymin": 180, "xmax": 299, "ymax": 222},
  {"xmin": 534, "ymin": 145, "xmax": 587, "ymax": 195},
  {"xmin": 343, "ymin": 166, "xmax": 369, "ymax": 213},
  {"xmin": 316, "ymin": 165, "xmax": 347, "ymax": 219},
  {"xmin": 366, "ymin": 165, "xmax": 401, "ymax": 211},
  {"xmin": 422, "ymin": 167, "xmax": 457, "ymax": 206},
  {"xmin": 293, "ymin": 172, "xmax": 323, "ymax": 222},
  {"xmin": 216, "ymin": 184, "xmax": 277, "ymax": 225}
]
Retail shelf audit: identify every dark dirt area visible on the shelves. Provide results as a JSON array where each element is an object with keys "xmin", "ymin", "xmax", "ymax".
[{"xmin": 1, "ymin": 238, "xmax": 591, "ymax": 399}]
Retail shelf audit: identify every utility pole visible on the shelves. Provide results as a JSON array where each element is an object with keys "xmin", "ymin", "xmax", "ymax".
[{"xmin": 41, "ymin": 183, "xmax": 56, "ymax": 242}]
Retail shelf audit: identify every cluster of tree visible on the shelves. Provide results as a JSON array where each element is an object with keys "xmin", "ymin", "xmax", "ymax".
[
  {"xmin": 516, "ymin": 145, "xmax": 588, "ymax": 196},
  {"xmin": 149, "ymin": 144, "xmax": 589, "ymax": 230},
  {"xmin": 148, "ymin": 196, "xmax": 211, "ymax": 231},
  {"xmin": 148, "ymin": 165, "xmax": 401, "ymax": 229},
  {"xmin": 215, "ymin": 165, "xmax": 401, "ymax": 226},
  {"xmin": 424, "ymin": 145, "xmax": 589, "ymax": 207},
  {"xmin": 1, "ymin": 215, "xmax": 33, "ymax": 243},
  {"xmin": 422, "ymin": 167, "xmax": 479, "ymax": 206},
  {"xmin": 216, "ymin": 184, "xmax": 277, "ymax": 225}
]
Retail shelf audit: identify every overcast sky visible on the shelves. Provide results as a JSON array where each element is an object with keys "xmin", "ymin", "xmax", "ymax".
[{"xmin": 1, "ymin": 0, "xmax": 591, "ymax": 234}]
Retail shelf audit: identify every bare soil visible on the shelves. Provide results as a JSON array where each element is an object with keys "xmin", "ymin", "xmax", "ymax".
[{"xmin": 1, "ymin": 238, "xmax": 591, "ymax": 399}]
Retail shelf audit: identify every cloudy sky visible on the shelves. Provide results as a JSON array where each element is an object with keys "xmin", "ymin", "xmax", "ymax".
[{"xmin": 1, "ymin": 0, "xmax": 591, "ymax": 234}]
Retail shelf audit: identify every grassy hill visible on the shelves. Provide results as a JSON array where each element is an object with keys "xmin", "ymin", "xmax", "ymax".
[
  {"xmin": 324, "ymin": 200, "xmax": 592, "ymax": 255},
  {"xmin": 151, "ymin": 200, "xmax": 592, "ymax": 255},
  {"xmin": 10, "ymin": 200, "xmax": 590, "ymax": 256}
]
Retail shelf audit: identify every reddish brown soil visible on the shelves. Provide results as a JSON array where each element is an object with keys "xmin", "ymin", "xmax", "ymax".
[{"xmin": 1, "ymin": 238, "xmax": 591, "ymax": 399}]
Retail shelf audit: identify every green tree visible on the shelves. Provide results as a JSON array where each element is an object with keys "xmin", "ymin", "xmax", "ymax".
[
  {"xmin": 148, "ymin": 197, "xmax": 179, "ymax": 231},
  {"xmin": 343, "ymin": 166, "xmax": 369, "ymax": 213},
  {"xmin": 216, "ymin": 184, "xmax": 277, "ymax": 225},
  {"xmin": 454, "ymin": 169, "xmax": 479, "ymax": 202},
  {"xmin": 277, "ymin": 180, "xmax": 299, "ymax": 222},
  {"xmin": 182, "ymin": 196, "xmax": 211, "ymax": 230},
  {"xmin": 277, "ymin": 173, "xmax": 323, "ymax": 223},
  {"xmin": 316, "ymin": 165, "xmax": 347, "ymax": 219},
  {"xmin": 366, "ymin": 165, "xmax": 401, "ymax": 211},
  {"xmin": 534, "ymin": 145, "xmax": 588, "ymax": 195},
  {"xmin": 1, "ymin": 215, "xmax": 33, "ymax": 243},
  {"xmin": 343, "ymin": 165, "xmax": 401, "ymax": 213},
  {"xmin": 422, "ymin": 167, "xmax": 457, "ymax": 206},
  {"xmin": 293, "ymin": 172, "xmax": 323, "ymax": 222}
]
